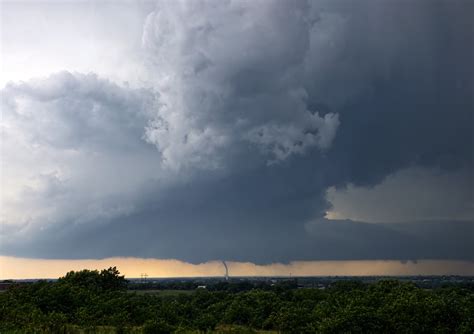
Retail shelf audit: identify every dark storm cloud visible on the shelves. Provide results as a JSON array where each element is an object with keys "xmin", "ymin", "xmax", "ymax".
[
  {"xmin": 4, "ymin": 215, "xmax": 473, "ymax": 263},
  {"xmin": 1, "ymin": 0, "xmax": 473, "ymax": 262},
  {"xmin": 306, "ymin": 0, "xmax": 474, "ymax": 186},
  {"xmin": 1, "ymin": 72, "xmax": 162, "ymax": 242}
]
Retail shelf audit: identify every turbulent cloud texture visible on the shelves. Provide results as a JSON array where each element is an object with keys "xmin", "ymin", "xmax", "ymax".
[
  {"xmin": 141, "ymin": 0, "xmax": 340, "ymax": 168},
  {"xmin": 1, "ymin": 0, "xmax": 473, "ymax": 263},
  {"xmin": 1, "ymin": 72, "xmax": 160, "ymax": 235}
]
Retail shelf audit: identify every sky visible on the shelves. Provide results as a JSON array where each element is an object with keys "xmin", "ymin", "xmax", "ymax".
[{"xmin": 0, "ymin": 0, "xmax": 473, "ymax": 278}]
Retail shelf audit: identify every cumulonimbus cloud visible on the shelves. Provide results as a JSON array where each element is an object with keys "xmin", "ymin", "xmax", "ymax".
[
  {"xmin": 1, "ymin": 0, "xmax": 472, "ymax": 263},
  {"xmin": 141, "ymin": 0, "xmax": 340, "ymax": 168},
  {"xmin": 1, "ymin": 72, "xmax": 161, "ymax": 234}
]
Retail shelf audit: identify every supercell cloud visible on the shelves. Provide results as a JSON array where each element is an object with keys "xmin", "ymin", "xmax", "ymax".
[
  {"xmin": 141, "ymin": 0, "xmax": 340, "ymax": 168},
  {"xmin": 1, "ymin": 0, "xmax": 473, "ymax": 263}
]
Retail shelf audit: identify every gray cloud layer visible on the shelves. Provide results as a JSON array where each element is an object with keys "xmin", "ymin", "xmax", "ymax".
[
  {"xmin": 327, "ymin": 167, "xmax": 474, "ymax": 223},
  {"xmin": 1, "ymin": 0, "xmax": 472, "ymax": 263}
]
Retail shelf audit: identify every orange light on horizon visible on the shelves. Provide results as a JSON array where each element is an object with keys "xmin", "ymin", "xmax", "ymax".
[{"xmin": 1, "ymin": 256, "xmax": 473, "ymax": 280}]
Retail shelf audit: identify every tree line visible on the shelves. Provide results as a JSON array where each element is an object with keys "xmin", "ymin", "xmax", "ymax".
[{"xmin": 1, "ymin": 267, "xmax": 473, "ymax": 333}]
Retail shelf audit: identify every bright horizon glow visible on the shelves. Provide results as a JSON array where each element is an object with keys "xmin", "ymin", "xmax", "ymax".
[{"xmin": 1, "ymin": 256, "xmax": 473, "ymax": 280}]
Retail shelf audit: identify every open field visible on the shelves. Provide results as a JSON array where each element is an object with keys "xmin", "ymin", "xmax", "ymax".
[{"xmin": 129, "ymin": 289, "xmax": 196, "ymax": 297}]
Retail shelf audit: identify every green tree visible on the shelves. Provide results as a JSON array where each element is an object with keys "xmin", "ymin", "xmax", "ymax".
[{"xmin": 58, "ymin": 266, "xmax": 127, "ymax": 291}]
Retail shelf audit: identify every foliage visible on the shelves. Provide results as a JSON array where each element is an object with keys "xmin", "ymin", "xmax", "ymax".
[
  {"xmin": 58, "ymin": 267, "xmax": 128, "ymax": 292},
  {"xmin": 1, "ymin": 268, "xmax": 473, "ymax": 333}
]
